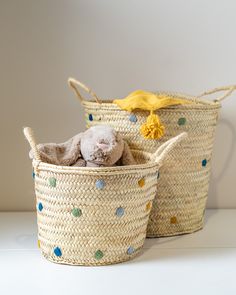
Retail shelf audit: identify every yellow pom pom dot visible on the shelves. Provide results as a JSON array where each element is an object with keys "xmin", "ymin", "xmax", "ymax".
[
  {"xmin": 146, "ymin": 201, "xmax": 152, "ymax": 212},
  {"xmin": 49, "ymin": 177, "xmax": 56, "ymax": 187},
  {"xmin": 37, "ymin": 240, "xmax": 40, "ymax": 248},
  {"xmin": 138, "ymin": 178, "xmax": 145, "ymax": 187},
  {"xmin": 170, "ymin": 216, "xmax": 177, "ymax": 224}
]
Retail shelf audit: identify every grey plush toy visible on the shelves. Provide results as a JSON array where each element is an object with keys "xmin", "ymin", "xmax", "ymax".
[{"xmin": 29, "ymin": 125, "xmax": 136, "ymax": 167}]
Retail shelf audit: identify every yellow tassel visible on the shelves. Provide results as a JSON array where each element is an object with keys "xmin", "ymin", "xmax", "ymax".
[
  {"xmin": 140, "ymin": 111, "xmax": 165, "ymax": 139},
  {"xmin": 113, "ymin": 89, "xmax": 191, "ymax": 140}
]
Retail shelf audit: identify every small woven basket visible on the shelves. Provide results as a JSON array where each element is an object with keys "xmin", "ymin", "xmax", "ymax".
[
  {"xmin": 23, "ymin": 127, "xmax": 186, "ymax": 265},
  {"xmin": 68, "ymin": 78, "xmax": 236, "ymax": 238}
]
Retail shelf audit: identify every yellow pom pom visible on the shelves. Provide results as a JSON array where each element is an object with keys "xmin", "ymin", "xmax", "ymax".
[{"xmin": 140, "ymin": 112, "xmax": 165, "ymax": 139}]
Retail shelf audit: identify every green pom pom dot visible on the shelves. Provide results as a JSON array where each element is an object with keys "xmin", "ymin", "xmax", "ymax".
[
  {"xmin": 49, "ymin": 177, "xmax": 56, "ymax": 187},
  {"xmin": 95, "ymin": 250, "xmax": 104, "ymax": 260},
  {"xmin": 178, "ymin": 117, "xmax": 186, "ymax": 126},
  {"xmin": 71, "ymin": 208, "xmax": 82, "ymax": 217}
]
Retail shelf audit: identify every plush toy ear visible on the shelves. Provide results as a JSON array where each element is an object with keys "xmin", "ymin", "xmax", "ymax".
[
  {"xmin": 119, "ymin": 140, "xmax": 136, "ymax": 166},
  {"xmin": 29, "ymin": 132, "xmax": 83, "ymax": 166}
]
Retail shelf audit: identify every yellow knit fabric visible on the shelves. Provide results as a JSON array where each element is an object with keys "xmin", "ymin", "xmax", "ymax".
[{"xmin": 113, "ymin": 90, "xmax": 191, "ymax": 139}]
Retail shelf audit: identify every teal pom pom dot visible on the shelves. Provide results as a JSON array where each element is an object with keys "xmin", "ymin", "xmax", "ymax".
[
  {"xmin": 38, "ymin": 202, "xmax": 43, "ymax": 212},
  {"xmin": 95, "ymin": 179, "xmax": 105, "ymax": 189},
  {"xmin": 129, "ymin": 114, "xmax": 137, "ymax": 123},
  {"xmin": 116, "ymin": 207, "xmax": 125, "ymax": 217},
  {"xmin": 49, "ymin": 177, "xmax": 56, "ymax": 187},
  {"xmin": 127, "ymin": 246, "xmax": 135, "ymax": 255},
  {"xmin": 202, "ymin": 159, "xmax": 207, "ymax": 167},
  {"xmin": 54, "ymin": 247, "xmax": 62, "ymax": 257},
  {"xmin": 32, "ymin": 170, "xmax": 35, "ymax": 179}
]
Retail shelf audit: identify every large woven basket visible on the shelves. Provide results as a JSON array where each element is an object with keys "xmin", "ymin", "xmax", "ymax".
[
  {"xmin": 23, "ymin": 127, "xmax": 186, "ymax": 265},
  {"xmin": 68, "ymin": 78, "xmax": 236, "ymax": 238}
]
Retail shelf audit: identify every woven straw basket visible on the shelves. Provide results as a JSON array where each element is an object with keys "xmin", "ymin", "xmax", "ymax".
[
  {"xmin": 68, "ymin": 78, "xmax": 236, "ymax": 238},
  {"xmin": 23, "ymin": 127, "xmax": 186, "ymax": 265}
]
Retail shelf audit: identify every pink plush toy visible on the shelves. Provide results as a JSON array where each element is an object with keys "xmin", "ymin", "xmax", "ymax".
[{"xmin": 29, "ymin": 125, "xmax": 136, "ymax": 167}]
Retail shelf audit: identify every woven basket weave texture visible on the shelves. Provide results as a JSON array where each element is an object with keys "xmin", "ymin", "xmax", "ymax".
[
  {"xmin": 24, "ymin": 127, "xmax": 185, "ymax": 265},
  {"xmin": 68, "ymin": 78, "xmax": 235, "ymax": 237}
]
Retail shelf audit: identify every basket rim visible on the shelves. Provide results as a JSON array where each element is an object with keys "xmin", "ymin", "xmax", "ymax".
[
  {"xmin": 32, "ymin": 158, "xmax": 159, "ymax": 175},
  {"xmin": 81, "ymin": 91, "xmax": 221, "ymax": 110}
]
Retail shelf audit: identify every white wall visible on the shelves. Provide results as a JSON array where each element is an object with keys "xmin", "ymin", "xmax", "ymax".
[{"xmin": 0, "ymin": 0, "xmax": 235, "ymax": 210}]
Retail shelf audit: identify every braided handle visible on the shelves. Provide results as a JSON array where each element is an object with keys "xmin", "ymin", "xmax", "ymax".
[
  {"xmin": 23, "ymin": 127, "xmax": 41, "ymax": 161},
  {"xmin": 198, "ymin": 85, "xmax": 236, "ymax": 103},
  {"xmin": 68, "ymin": 78, "xmax": 101, "ymax": 104},
  {"xmin": 153, "ymin": 132, "xmax": 187, "ymax": 166}
]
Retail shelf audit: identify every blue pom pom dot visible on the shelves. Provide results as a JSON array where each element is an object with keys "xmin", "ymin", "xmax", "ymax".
[
  {"xmin": 54, "ymin": 247, "xmax": 62, "ymax": 257},
  {"xmin": 38, "ymin": 202, "xmax": 43, "ymax": 212},
  {"xmin": 116, "ymin": 207, "xmax": 125, "ymax": 217},
  {"xmin": 95, "ymin": 179, "xmax": 105, "ymax": 190},
  {"xmin": 88, "ymin": 114, "xmax": 93, "ymax": 121},
  {"xmin": 129, "ymin": 114, "xmax": 137, "ymax": 123},
  {"xmin": 127, "ymin": 246, "xmax": 135, "ymax": 255}
]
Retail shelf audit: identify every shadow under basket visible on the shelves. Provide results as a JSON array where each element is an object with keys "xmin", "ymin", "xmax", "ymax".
[
  {"xmin": 68, "ymin": 78, "xmax": 236, "ymax": 238},
  {"xmin": 23, "ymin": 127, "xmax": 186, "ymax": 266}
]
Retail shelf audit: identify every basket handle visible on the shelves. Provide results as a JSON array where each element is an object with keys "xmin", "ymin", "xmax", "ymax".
[
  {"xmin": 23, "ymin": 127, "xmax": 41, "ymax": 161},
  {"xmin": 68, "ymin": 77, "xmax": 101, "ymax": 104},
  {"xmin": 198, "ymin": 85, "xmax": 236, "ymax": 103},
  {"xmin": 152, "ymin": 132, "xmax": 187, "ymax": 166}
]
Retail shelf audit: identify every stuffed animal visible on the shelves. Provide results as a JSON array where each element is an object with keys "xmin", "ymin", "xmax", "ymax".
[{"xmin": 29, "ymin": 125, "xmax": 136, "ymax": 167}]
